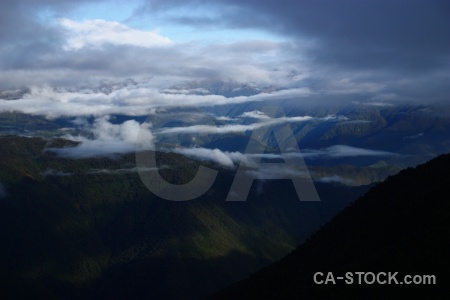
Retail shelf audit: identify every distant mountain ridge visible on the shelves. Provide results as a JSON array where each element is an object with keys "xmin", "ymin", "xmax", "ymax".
[{"xmin": 2, "ymin": 101, "xmax": 449, "ymax": 171}]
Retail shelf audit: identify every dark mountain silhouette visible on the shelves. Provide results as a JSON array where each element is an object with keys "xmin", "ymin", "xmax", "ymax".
[{"xmin": 211, "ymin": 153, "xmax": 450, "ymax": 299}]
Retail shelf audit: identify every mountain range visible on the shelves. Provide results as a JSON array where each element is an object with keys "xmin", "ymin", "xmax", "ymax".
[{"xmin": 1, "ymin": 85, "xmax": 449, "ymax": 299}]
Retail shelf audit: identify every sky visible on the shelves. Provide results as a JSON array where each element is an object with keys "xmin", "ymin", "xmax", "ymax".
[{"xmin": 0, "ymin": 0, "xmax": 448, "ymax": 103}]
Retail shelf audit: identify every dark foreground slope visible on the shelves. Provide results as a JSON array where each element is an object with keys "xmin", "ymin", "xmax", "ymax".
[
  {"xmin": 211, "ymin": 153, "xmax": 450, "ymax": 299},
  {"xmin": 0, "ymin": 136, "xmax": 369, "ymax": 300}
]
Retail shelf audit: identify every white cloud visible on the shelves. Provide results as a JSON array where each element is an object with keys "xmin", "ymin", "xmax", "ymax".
[
  {"xmin": 50, "ymin": 116, "xmax": 154, "ymax": 158},
  {"xmin": 156, "ymin": 114, "xmax": 314, "ymax": 135},
  {"xmin": 71, "ymin": 117, "xmax": 89, "ymax": 126},
  {"xmin": 172, "ymin": 147, "xmax": 313, "ymax": 180},
  {"xmin": 60, "ymin": 18, "xmax": 172, "ymax": 50},
  {"xmin": 171, "ymin": 146, "xmax": 270, "ymax": 168},
  {"xmin": 154, "ymin": 113, "xmax": 348, "ymax": 136},
  {"xmin": 43, "ymin": 112, "xmax": 397, "ymax": 162},
  {"xmin": 301, "ymin": 145, "xmax": 397, "ymax": 158},
  {"xmin": 239, "ymin": 110, "xmax": 270, "ymax": 119},
  {"xmin": 173, "ymin": 147, "xmax": 236, "ymax": 168},
  {"xmin": 170, "ymin": 144, "xmax": 397, "ymax": 170},
  {"xmin": 0, "ymin": 85, "xmax": 312, "ymax": 118},
  {"xmin": 213, "ymin": 115, "xmax": 237, "ymax": 121}
]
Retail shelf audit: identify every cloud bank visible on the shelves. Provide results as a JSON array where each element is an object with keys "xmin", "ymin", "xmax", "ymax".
[
  {"xmin": 1, "ymin": 0, "xmax": 448, "ymax": 105},
  {"xmin": 135, "ymin": 0, "xmax": 450, "ymax": 103},
  {"xmin": 0, "ymin": 85, "xmax": 312, "ymax": 118},
  {"xmin": 60, "ymin": 18, "xmax": 172, "ymax": 50},
  {"xmin": 155, "ymin": 114, "xmax": 314, "ymax": 135},
  {"xmin": 50, "ymin": 117, "xmax": 153, "ymax": 158},
  {"xmin": 169, "ymin": 145, "xmax": 397, "ymax": 169}
]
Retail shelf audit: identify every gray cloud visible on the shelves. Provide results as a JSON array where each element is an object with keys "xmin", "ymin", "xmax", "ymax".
[
  {"xmin": 138, "ymin": 0, "xmax": 450, "ymax": 71},
  {"xmin": 0, "ymin": 39, "xmax": 300, "ymax": 90},
  {"xmin": 134, "ymin": 0, "xmax": 450, "ymax": 102},
  {"xmin": 0, "ymin": 5, "xmax": 300, "ymax": 90},
  {"xmin": 0, "ymin": 1, "xmax": 106, "ymax": 72},
  {"xmin": 1, "ymin": 0, "xmax": 448, "ymax": 105}
]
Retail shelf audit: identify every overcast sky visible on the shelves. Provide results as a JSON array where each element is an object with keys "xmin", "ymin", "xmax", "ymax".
[
  {"xmin": 0, "ymin": 0, "xmax": 449, "ymax": 113},
  {"xmin": 2, "ymin": 0, "xmax": 448, "ymax": 163}
]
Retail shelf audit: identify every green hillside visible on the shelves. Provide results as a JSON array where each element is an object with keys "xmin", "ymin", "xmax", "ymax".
[{"xmin": 0, "ymin": 136, "xmax": 369, "ymax": 299}]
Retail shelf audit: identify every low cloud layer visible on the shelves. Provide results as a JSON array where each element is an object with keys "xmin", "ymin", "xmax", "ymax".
[
  {"xmin": 48, "ymin": 110, "xmax": 397, "ymax": 163},
  {"xmin": 155, "ymin": 114, "xmax": 315, "ymax": 135},
  {"xmin": 50, "ymin": 117, "xmax": 153, "ymax": 158},
  {"xmin": 0, "ymin": 85, "xmax": 312, "ymax": 118},
  {"xmin": 170, "ymin": 145, "xmax": 397, "ymax": 169},
  {"xmin": 173, "ymin": 148, "xmax": 245, "ymax": 168},
  {"xmin": 301, "ymin": 145, "xmax": 397, "ymax": 159},
  {"xmin": 154, "ymin": 112, "xmax": 347, "ymax": 137}
]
